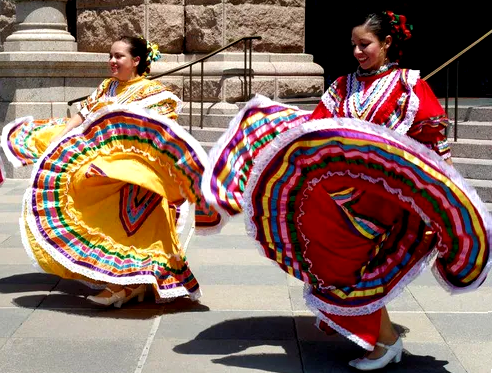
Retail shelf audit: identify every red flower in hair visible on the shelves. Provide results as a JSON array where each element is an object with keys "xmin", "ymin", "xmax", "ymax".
[{"xmin": 385, "ymin": 10, "xmax": 412, "ymax": 41}]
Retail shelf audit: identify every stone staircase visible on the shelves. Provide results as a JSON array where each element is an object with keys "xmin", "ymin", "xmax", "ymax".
[
  {"xmin": 181, "ymin": 99, "xmax": 492, "ymax": 213},
  {"xmin": 447, "ymin": 104, "xmax": 492, "ymax": 212}
]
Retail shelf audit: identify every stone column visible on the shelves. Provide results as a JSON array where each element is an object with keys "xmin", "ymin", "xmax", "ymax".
[
  {"xmin": 0, "ymin": 0, "xmax": 106, "ymax": 178},
  {"xmin": 3, "ymin": 0, "xmax": 77, "ymax": 51}
]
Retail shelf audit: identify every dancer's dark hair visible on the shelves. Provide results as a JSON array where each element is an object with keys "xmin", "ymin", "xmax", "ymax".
[
  {"xmin": 117, "ymin": 36, "xmax": 160, "ymax": 76},
  {"xmin": 356, "ymin": 11, "xmax": 413, "ymax": 62}
]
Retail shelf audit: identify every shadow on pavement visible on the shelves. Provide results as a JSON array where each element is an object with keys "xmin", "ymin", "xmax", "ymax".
[
  {"xmin": 173, "ymin": 317, "xmax": 455, "ymax": 373},
  {"xmin": 0, "ymin": 272, "xmax": 210, "ymax": 319},
  {"xmin": 0, "ymin": 272, "xmax": 59, "ymax": 289}
]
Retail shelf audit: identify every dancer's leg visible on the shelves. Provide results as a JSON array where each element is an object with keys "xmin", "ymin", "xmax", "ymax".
[{"xmin": 365, "ymin": 306, "xmax": 399, "ymax": 359}]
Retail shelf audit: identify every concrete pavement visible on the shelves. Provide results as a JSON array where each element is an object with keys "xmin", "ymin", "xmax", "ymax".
[{"xmin": 0, "ymin": 178, "xmax": 490, "ymax": 373}]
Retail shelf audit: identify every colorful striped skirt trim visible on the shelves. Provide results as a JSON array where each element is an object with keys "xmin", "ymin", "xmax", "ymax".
[
  {"xmin": 242, "ymin": 117, "xmax": 491, "ymax": 316},
  {"xmin": 203, "ymin": 94, "xmax": 312, "ymax": 220},
  {"xmin": 20, "ymin": 105, "xmax": 222, "ymax": 301}
]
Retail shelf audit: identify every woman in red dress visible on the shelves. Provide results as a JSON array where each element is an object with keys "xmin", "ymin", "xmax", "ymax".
[
  {"xmin": 304, "ymin": 10, "xmax": 452, "ymax": 369},
  {"xmin": 203, "ymin": 10, "xmax": 491, "ymax": 370}
]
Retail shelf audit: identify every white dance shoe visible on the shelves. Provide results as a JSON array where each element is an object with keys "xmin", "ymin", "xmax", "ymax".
[
  {"xmin": 114, "ymin": 284, "xmax": 146, "ymax": 308},
  {"xmin": 87, "ymin": 284, "xmax": 146, "ymax": 308},
  {"xmin": 348, "ymin": 337, "xmax": 403, "ymax": 371},
  {"xmin": 87, "ymin": 287, "xmax": 126, "ymax": 307}
]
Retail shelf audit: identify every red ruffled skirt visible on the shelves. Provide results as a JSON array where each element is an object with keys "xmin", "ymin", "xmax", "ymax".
[{"xmin": 203, "ymin": 96, "xmax": 492, "ymax": 350}]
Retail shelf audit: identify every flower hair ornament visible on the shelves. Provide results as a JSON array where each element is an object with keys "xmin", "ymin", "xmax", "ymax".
[
  {"xmin": 384, "ymin": 11, "xmax": 413, "ymax": 41},
  {"xmin": 140, "ymin": 37, "xmax": 162, "ymax": 76}
]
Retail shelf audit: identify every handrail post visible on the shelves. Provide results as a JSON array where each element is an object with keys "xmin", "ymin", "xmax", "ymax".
[
  {"xmin": 200, "ymin": 61, "xmax": 204, "ymax": 129},
  {"xmin": 444, "ymin": 67, "xmax": 449, "ymax": 137},
  {"xmin": 248, "ymin": 38, "xmax": 253, "ymax": 100},
  {"xmin": 244, "ymin": 39, "xmax": 248, "ymax": 102},
  {"xmin": 445, "ymin": 67, "xmax": 449, "ymax": 116},
  {"xmin": 454, "ymin": 61, "xmax": 459, "ymax": 142},
  {"xmin": 189, "ymin": 65, "xmax": 193, "ymax": 133}
]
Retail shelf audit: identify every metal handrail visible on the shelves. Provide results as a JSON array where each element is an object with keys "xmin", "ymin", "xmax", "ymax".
[
  {"xmin": 68, "ymin": 36, "xmax": 262, "ymax": 133},
  {"xmin": 423, "ymin": 29, "xmax": 492, "ymax": 81},
  {"xmin": 423, "ymin": 29, "xmax": 492, "ymax": 141},
  {"xmin": 150, "ymin": 36, "xmax": 261, "ymax": 81}
]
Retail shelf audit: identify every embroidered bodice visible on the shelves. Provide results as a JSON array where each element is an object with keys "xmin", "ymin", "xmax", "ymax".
[
  {"xmin": 78, "ymin": 76, "xmax": 182, "ymax": 120},
  {"xmin": 320, "ymin": 65, "xmax": 419, "ymax": 135},
  {"xmin": 311, "ymin": 65, "xmax": 451, "ymax": 159}
]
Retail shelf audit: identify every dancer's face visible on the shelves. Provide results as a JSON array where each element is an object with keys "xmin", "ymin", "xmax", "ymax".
[
  {"xmin": 108, "ymin": 41, "xmax": 140, "ymax": 81},
  {"xmin": 351, "ymin": 25, "xmax": 391, "ymax": 71}
]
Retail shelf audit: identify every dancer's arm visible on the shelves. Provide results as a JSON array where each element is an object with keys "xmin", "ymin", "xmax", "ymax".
[
  {"xmin": 407, "ymin": 79, "xmax": 453, "ymax": 164},
  {"xmin": 49, "ymin": 112, "xmax": 84, "ymax": 144}
]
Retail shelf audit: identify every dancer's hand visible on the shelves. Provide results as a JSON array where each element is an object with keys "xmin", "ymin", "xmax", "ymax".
[{"xmin": 49, "ymin": 112, "xmax": 84, "ymax": 145}]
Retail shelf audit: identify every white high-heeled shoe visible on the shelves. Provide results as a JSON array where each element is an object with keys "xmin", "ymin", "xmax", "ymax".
[
  {"xmin": 113, "ymin": 284, "xmax": 146, "ymax": 308},
  {"xmin": 87, "ymin": 287, "xmax": 126, "ymax": 307},
  {"xmin": 348, "ymin": 336, "xmax": 403, "ymax": 371}
]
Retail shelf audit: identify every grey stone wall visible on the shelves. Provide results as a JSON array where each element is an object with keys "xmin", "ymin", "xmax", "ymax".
[
  {"xmin": 76, "ymin": 0, "xmax": 305, "ymax": 54},
  {"xmin": 0, "ymin": 0, "xmax": 15, "ymax": 52},
  {"xmin": 184, "ymin": 0, "xmax": 305, "ymax": 53},
  {"xmin": 76, "ymin": 0, "xmax": 185, "ymax": 53}
]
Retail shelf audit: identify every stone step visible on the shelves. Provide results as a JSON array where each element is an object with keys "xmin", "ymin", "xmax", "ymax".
[
  {"xmin": 188, "ymin": 126, "xmax": 228, "ymax": 143},
  {"xmin": 452, "ymin": 158, "xmax": 492, "ymax": 180},
  {"xmin": 447, "ymin": 121, "xmax": 492, "ymax": 140},
  {"xmin": 181, "ymin": 99, "xmax": 318, "ymax": 130},
  {"xmin": 180, "ymin": 102, "xmax": 240, "ymax": 115},
  {"xmin": 487, "ymin": 202, "xmax": 492, "ymax": 212},
  {"xmin": 292, "ymin": 103, "xmax": 318, "ymax": 111},
  {"xmin": 448, "ymin": 138, "xmax": 492, "ymax": 159},
  {"xmin": 180, "ymin": 114, "xmax": 236, "ymax": 129},
  {"xmin": 236, "ymin": 97, "xmax": 321, "ymax": 111},
  {"xmin": 446, "ymin": 105, "xmax": 492, "ymax": 122},
  {"xmin": 466, "ymin": 179, "xmax": 492, "ymax": 203}
]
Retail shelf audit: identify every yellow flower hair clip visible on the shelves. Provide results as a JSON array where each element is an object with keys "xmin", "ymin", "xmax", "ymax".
[
  {"xmin": 139, "ymin": 36, "xmax": 162, "ymax": 76},
  {"xmin": 146, "ymin": 40, "xmax": 161, "ymax": 63}
]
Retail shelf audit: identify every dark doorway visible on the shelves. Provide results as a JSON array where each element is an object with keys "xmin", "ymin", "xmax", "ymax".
[
  {"xmin": 305, "ymin": 1, "xmax": 492, "ymax": 97},
  {"xmin": 66, "ymin": 0, "xmax": 77, "ymax": 40}
]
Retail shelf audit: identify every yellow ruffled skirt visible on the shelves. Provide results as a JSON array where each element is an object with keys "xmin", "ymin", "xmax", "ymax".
[{"xmin": 14, "ymin": 105, "xmax": 221, "ymax": 301}]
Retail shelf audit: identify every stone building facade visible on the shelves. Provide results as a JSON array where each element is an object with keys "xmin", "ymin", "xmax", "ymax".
[
  {"xmin": 71, "ymin": 0, "xmax": 323, "ymax": 102},
  {"xmin": 0, "ymin": 0, "xmax": 323, "ymax": 177},
  {"xmin": 1, "ymin": 0, "xmax": 323, "ymax": 102}
]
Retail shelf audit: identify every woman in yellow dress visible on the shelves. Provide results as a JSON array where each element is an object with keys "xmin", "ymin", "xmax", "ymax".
[
  {"xmin": 2, "ymin": 36, "xmax": 181, "ymax": 167},
  {"xmin": 1, "ymin": 36, "xmax": 222, "ymax": 308}
]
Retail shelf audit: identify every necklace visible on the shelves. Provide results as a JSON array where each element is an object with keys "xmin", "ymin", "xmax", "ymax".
[{"xmin": 356, "ymin": 62, "xmax": 398, "ymax": 77}]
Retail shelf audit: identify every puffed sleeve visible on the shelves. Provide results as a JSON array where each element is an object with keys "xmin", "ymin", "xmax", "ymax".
[
  {"xmin": 77, "ymin": 79, "xmax": 112, "ymax": 119},
  {"xmin": 134, "ymin": 80, "xmax": 183, "ymax": 121},
  {"xmin": 309, "ymin": 78, "xmax": 343, "ymax": 120},
  {"xmin": 406, "ymin": 79, "xmax": 451, "ymax": 159}
]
